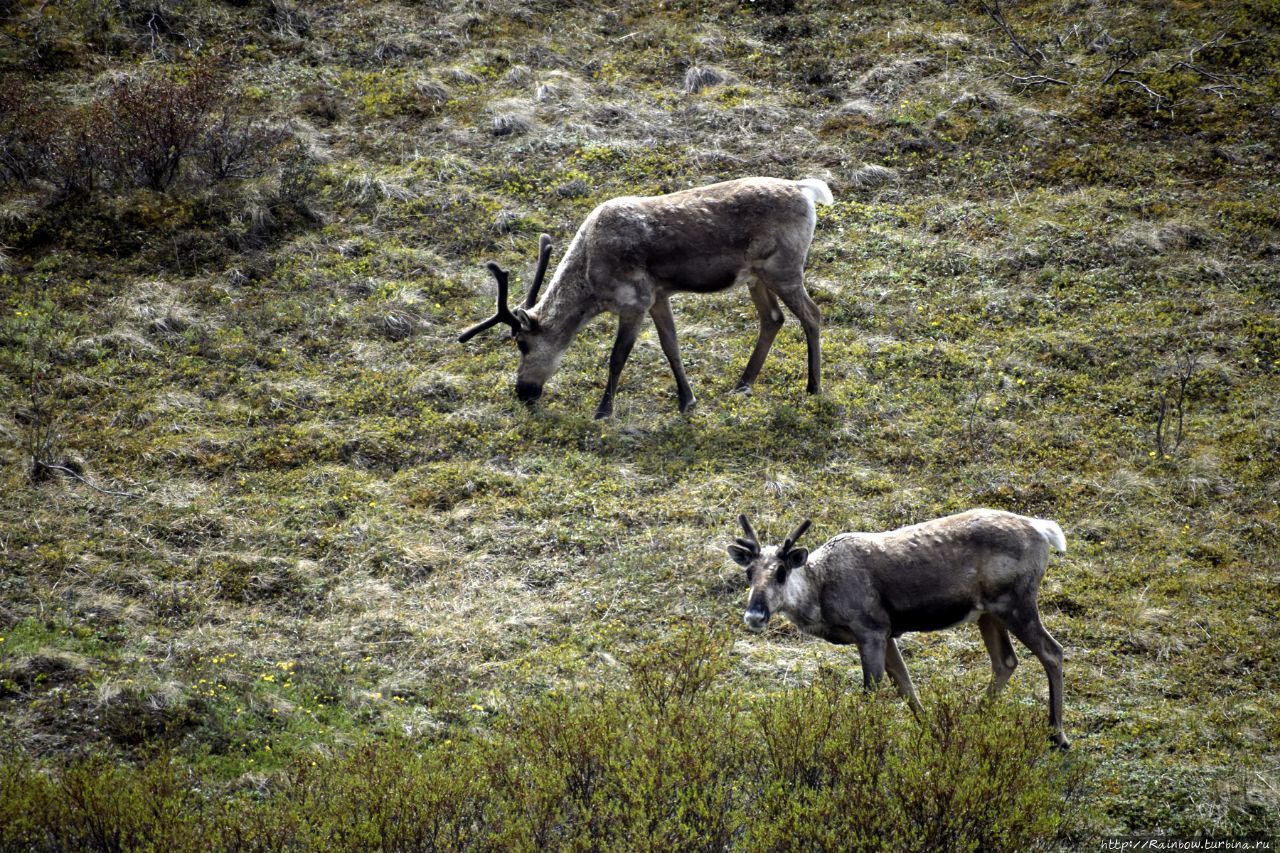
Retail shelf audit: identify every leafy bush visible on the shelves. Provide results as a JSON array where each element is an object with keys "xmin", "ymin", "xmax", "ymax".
[
  {"xmin": 1, "ymin": 64, "xmax": 293, "ymax": 200},
  {"xmin": 486, "ymin": 626, "xmax": 744, "ymax": 850},
  {"xmin": 748, "ymin": 669, "xmax": 1072, "ymax": 852},
  {"xmin": 0, "ymin": 627, "xmax": 1081, "ymax": 851},
  {"xmin": 91, "ymin": 66, "xmax": 222, "ymax": 192},
  {"xmin": 0, "ymin": 752, "xmax": 209, "ymax": 852}
]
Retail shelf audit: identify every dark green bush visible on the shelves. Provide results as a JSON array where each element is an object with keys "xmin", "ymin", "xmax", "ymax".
[
  {"xmin": 226, "ymin": 742, "xmax": 492, "ymax": 851},
  {"xmin": 487, "ymin": 626, "xmax": 744, "ymax": 851},
  {"xmin": 0, "ymin": 627, "xmax": 1081, "ymax": 851},
  {"xmin": 0, "ymin": 752, "xmax": 210, "ymax": 852},
  {"xmin": 747, "ymin": 669, "xmax": 1071, "ymax": 852}
]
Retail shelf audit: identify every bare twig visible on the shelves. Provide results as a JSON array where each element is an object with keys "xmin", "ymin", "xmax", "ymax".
[
  {"xmin": 1099, "ymin": 39, "xmax": 1137, "ymax": 86},
  {"xmin": 34, "ymin": 462, "xmax": 143, "ymax": 500},
  {"xmin": 1119, "ymin": 77, "xmax": 1166, "ymax": 105},
  {"xmin": 1201, "ymin": 84, "xmax": 1243, "ymax": 99},
  {"xmin": 1100, "ymin": 64, "xmax": 1133, "ymax": 86},
  {"xmin": 1154, "ymin": 351, "xmax": 1197, "ymax": 459},
  {"xmin": 1187, "ymin": 31, "xmax": 1227, "ymax": 64},
  {"xmin": 1003, "ymin": 73, "xmax": 1069, "ymax": 88},
  {"xmin": 974, "ymin": 0, "xmax": 1041, "ymax": 68},
  {"xmin": 1166, "ymin": 60, "xmax": 1242, "ymax": 85}
]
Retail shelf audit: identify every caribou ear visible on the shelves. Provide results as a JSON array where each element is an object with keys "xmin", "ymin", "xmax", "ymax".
[
  {"xmin": 785, "ymin": 547, "xmax": 808, "ymax": 569},
  {"xmin": 728, "ymin": 544, "xmax": 755, "ymax": 567},
  {"xmin": 513, "ymin": 307, "xmax": 537, "ymax": 333}
]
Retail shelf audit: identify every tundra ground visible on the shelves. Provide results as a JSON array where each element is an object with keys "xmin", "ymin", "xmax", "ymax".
[{"xmin": 1, "ymin": 0, "xmax": 1277, "ymax": 844}]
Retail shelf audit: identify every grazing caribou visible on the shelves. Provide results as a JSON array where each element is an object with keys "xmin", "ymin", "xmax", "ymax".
[
  {"xmin": 459, "ymin": 177, "xmax": 833, "ymax": 418},
  {"xmin": 730, "ymin": 510, "xmax": 1071, "ymax": 749}
]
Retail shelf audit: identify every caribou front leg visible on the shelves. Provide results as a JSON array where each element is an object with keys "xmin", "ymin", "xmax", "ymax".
[
  {"xmin": 595, "ymin": 312, "xmax": 644, "ymax": 419},
  {"xmin": 649, "ymin": 295, "xmax": 695, "ymax": 413}
]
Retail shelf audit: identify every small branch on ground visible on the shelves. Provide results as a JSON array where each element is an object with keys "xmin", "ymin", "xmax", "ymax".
[
  {"xmin": 1153, "ymin": 351, "xmax": 1198, "ymax": 460},
  {"xmin": 1099, "ymin": 41, "xmax": 1137, "ymax": 86},
  {"xmin": 974, "ymin": 0, "xmax": 1042, "ymax": 68},
  {"xmin": 1003, "ymin": 73, "xmax": 1070, "ymax": 89},
  {"xmin": 1201, "ymin": 84, "xmax": 1243, "ymax": 99},
  {"xmin": 33, "ymin": 461, "xmax": 144, "ymax": 500},
  {"xmin": 1119, "ymin": 77, "xmax": 1167, "ymax": 108},
  {"xmin": 1166, "ymin": 61, "xmax": 1244, "ymax": 86},
  {"xmin": 1187, "ymin": 31, "xmax": 1227, "ymax": 64}
]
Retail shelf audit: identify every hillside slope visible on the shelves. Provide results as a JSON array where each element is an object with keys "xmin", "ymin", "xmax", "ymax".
[{"xmin": 1, "ymin": 0, "xmax": 1277, "ymax": 841}]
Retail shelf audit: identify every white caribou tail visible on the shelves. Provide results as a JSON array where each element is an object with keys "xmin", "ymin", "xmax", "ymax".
[
  {"xmin": 1028, "ymin": 517, "xmax": 1067, "ymax": 553},
  {"xmin": 795, "ymin": 178, "xmax": 833, "ymax": 206}
]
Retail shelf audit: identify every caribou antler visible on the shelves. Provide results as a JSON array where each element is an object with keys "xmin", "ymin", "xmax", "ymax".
[
  {"xmin": 524, "ymin": 233, "xmax": 553, "ymax": 309},
  {"xmin": 735, "ymin": 514, "xmax": 761, "ymax": 557},
  {"xmin": 781, "ymin": 518, "xmax": 811, "ymax": 555},
  {"xmin": 458, "ymin": 262, "xmax": 520, "ymax": 342},
  {"xmin": 458, "ymin": 234, "xmax": 554, "ymax": 343}
]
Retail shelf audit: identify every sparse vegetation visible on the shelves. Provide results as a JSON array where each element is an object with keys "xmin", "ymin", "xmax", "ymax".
[{"xmin": 1, "ymin": 0, "xmax": 1277, "ymax": 846}]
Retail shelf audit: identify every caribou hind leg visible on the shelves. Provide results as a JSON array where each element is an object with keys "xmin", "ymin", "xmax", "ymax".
[
  {"xmin": 772, "ymin": 277, "xmax": 823, "ymax": 394},
  {"xmin": 978, "ymin": 613, "xmax": 1019, "ymax": 697},
  {"xmin": 734, "ymin": 279, "xmax": 785, "ymax": 392},
  {"xmin": 1003, "ymin": 608, "xmax": 1069, "ymax": 749}
]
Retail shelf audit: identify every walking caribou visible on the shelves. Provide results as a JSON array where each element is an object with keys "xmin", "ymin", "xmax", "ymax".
[
  {"xmin": 730, "ymin": 510, "xmax": 1071, "ymax": 749},
  {"xmin": 458, "ymin": 177, "xmax": 833, "ymax": 418}
]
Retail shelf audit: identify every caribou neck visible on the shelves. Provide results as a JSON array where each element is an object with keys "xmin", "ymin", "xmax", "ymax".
[{"xmin": 528, "ymin": 234, "xmax": 601, "ymax": 342}]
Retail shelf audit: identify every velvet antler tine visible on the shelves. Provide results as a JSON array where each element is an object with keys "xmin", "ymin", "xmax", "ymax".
[
  {"xmin": 738, "ymin": 514, "xmax": 760, "ymax": 548},
  {"xmin": 782, "ymin": 518, "xmax": 812, "ymax": 553},
  {"xmin": 457, "ymin": 315, "xmax": 503, "ymax": 343},
  {"xmin": 524, "ymin": 234, "xmax": 553, "ymax": 309},
  {"xmin": 458, "ymin": 261, "xmax": 521, "ymax": 343},
  {"xmin": 486, "ymin": 261, "xmax": 510, "ymax": 309}
]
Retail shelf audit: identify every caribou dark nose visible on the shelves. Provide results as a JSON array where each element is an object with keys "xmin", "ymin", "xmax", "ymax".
[
  {"xmin": 515, "ymin": 381, "xmax": 543, "ymax": 404},
  {"xmin": 744, "ymin": 608, "xmax": 768, "ymax": 633}
]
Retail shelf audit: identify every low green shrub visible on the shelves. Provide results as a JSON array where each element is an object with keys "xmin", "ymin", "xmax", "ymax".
[
  {"xmin": 747, "ymin": 668, "xmax": 1072, "ymax": 852},
  {"xmin": 0, "ymin": 627, "xmax": 1081, "ymax": 852}
]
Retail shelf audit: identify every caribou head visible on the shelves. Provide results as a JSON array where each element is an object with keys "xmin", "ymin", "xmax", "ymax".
[
  {"xmin": 729, "ymin": 514, "xmax": 811, "ymax": 633},
  {"xmin": 457, "ymin": 233, "xmax": 555, "ymax": 403}
]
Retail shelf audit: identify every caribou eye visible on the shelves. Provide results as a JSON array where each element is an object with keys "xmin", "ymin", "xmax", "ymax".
[{"xmin": 516, "ymin": 339, "xmax": 529, "ymax": 354}]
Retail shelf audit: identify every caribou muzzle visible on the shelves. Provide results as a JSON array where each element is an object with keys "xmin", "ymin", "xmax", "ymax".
[{"xmin": 515, "ymin": 380, "xmax": 543, "ymax": 404}]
